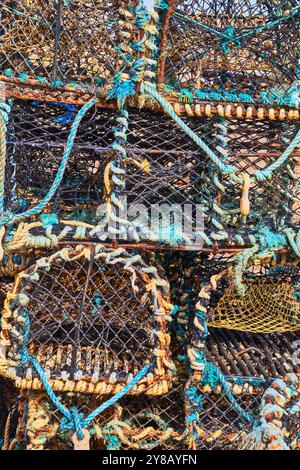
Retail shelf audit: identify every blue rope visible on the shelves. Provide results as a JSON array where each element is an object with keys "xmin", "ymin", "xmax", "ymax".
[{"xmin": 202, "ymin": 361, "xmax": 256, "ymax": 424}]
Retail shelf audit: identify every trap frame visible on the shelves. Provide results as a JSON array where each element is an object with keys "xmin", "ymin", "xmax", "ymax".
[{"xmin": 0, "ymin": 244, "xmax": 174, "ymax": 396}]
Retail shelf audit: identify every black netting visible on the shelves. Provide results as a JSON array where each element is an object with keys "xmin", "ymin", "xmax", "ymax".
[
  {"xmin": 186, "ymin": 379, "xmax": 265, "ymax": 450},
  {"xmin": 31, "ymin": 371, "xmax": 187, "ymax": 450},
  {"xmin": 4, "ymin": 100, "xmax": 300, "ymax": 246},
  {"xmin": 113, "ymin": 109, "xmax": 300, "ymax": 245}
]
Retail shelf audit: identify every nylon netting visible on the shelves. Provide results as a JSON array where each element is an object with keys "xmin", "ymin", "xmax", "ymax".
[{"xmin": 0, "ymin": 0, "xmax": 299, "ymax": 453}]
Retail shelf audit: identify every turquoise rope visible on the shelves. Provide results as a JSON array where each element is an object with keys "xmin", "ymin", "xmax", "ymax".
[
  {"xmin": 202, "ymin": 361, "xmax": 256, "ymax": 424},
  {"xmin": 19, "ymin": 308, "xmax": 152, "ymax": 440},
  {"xmin": 0, "ymin": 97, "xmax": 96, "ymax": 227}
]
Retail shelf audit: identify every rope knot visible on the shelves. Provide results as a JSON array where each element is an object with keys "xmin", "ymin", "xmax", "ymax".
[{"xmin": 60, "ymin": 407, "xmax": 85, "ymax": 440}]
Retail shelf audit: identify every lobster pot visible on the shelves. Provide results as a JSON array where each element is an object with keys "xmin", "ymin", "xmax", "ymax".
[
  {"xmin": 156, "ymin": 0, "xmax": 300, "ymax": 108},
  {"xmin": 17, "ymin": 370, "xmax": 188, "ymax": 450},
  {"xmin": 6, "ymin": 100, "xmax": 115, "ymax": 224},
  {"xmin": 0, "ymin": 248, "xmax": 37, "ymax": 277},
  {"xmin": 117, "ymin": 108, "xmax": 300, "ymax": 246},
  {"xmin": 1, "ymin": 245, "xmax": 174, "ymax": 395},
  {"xmin": 0, "ymin": 0, "xmax": 140, "ymax": 87}
]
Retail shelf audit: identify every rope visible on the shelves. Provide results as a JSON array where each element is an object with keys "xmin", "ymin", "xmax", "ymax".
[
  {"xmin": 0, "ymin": 97, "xmax": 96, "ymax": 227},
  {"xmin": 187, "ymin": 284, "xmax": 256, "ymax": 432},
  {"xmin": 255, "ymin": 129, "xmax": 300, "ymax": 180},
  {"xmin": 142, "ymin": 83, "xmax": 240, "ymax": 181}
]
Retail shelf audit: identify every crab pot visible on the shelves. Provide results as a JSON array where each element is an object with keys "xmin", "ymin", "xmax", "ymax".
[
  {"xmin": 17, "ymin": 368, "xmax": 188, "ymax": 450},
  {"xmin": 156, "ymin": 0, "xmax": 299, "ymax": 109},
  {"xmin": 116, "ymin": 108, "xmax": 300, "ymax": 246},
  {"xmin": 206, "ymin": 328, "xmax": 300, "ymax": 379},
  {"xmin": 1, "ymin": 245, "xmax": 174, "ymax": 395},
  {"xmin": 5, "ymin": 99, "xmax": 115, "ymax": 224},
  {"xmin": 207, "ymin": 258, "xmax": 300, "ymax": 334},
  {"xmin": 0, "ymin": 0, "xmax": 141, "ymax": 87}
]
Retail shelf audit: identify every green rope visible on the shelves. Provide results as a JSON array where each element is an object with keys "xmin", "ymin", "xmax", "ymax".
[
  {"xmin": 0, "ymin": 101, "xmax": 11, "ymax": 218},
  {"xmin": 174, "ymin": 12, "xmax": 228, "ymax": 39}
]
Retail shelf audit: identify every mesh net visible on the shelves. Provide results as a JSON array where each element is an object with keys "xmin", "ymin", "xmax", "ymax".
[
  {"xmin": 206, "ymin": 328, "xmax": 300, "ymax": 378},
  {"xmin": 157, "ymin": 0, "xmax": 300, "ymax": 108},
  {"xmin": 0, "ymin": 0, "xmax": 138, "ymax": 88},
  {"xmin": 209, "ymin": 276, "xmax": 300, "ymax": 333},
  {"xmin": 2, "ymin": 245, "xmax": 174, "ymax": 395},
  {"xmin": 0, "ymin": 0, "xmax": 300, "ymax": 452},
  {"xmin": 14, "ymin": 365, "xmax": 299, "ymax": 451},
  {"xmin": 207, "ymin": 259, "xmax": 300, "ymax": 333},
  {"xmin": 187, "ymin": 253, "xmax": 300, "ymax": 333},
  {"xmin": 185, "ymin": 377, "xmax": 300, "ymax": 450},
  {"xmin": 0, "ymin": 376, "xmax": 19, "ymax": 449},
  {"xmin": 116, "ymin": 110, "xmax": 300, "ymax": 244}
]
